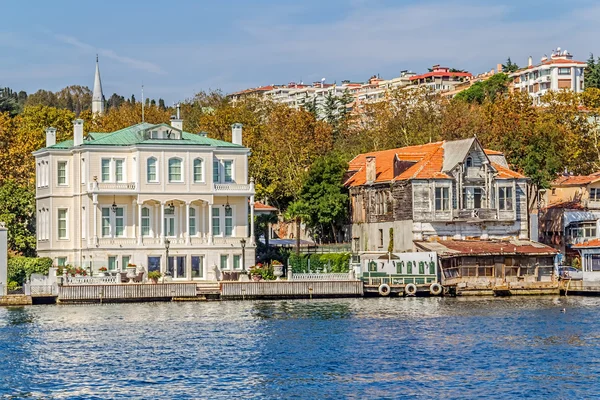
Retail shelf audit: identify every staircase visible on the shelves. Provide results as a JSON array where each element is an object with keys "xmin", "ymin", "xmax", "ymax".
[{"xmin": 196, "ymin": 282, "xmax": 221, "ymax": 299}]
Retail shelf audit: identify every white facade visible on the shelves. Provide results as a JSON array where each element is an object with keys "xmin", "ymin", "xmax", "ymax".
[
  {"xmin": 33, "ymin": 120, "xmax": 256, "ymax": 281},
  {"xmin": 510, "ymin": 49, "xmax": 586, "ymax": 104}
]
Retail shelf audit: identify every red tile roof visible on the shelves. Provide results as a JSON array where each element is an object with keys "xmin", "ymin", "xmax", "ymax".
[
  {"xmin": 345, "ymin": 142, "xmax": 524, "ymax": 187},
  {"xmin": 254, "ymin": 202, "xmax": 278, "ymax": 212},
  {"xmin": 410, "ymin": 71, "xmax": 472, "ymax": 81},
  {"xmin": 415, "ymin": 240, "xmax": 557, "ymax": 258},
  {"xmin": 484, "ymin": 149, "xmax": 503, "ymax": 155},
  {"xmin": 552, "ymin": 174, "xmax": 600, "ymax": 186},
  {"xmin": 573, "ymin": 239, "xmax": 600, "ymax": 248}
]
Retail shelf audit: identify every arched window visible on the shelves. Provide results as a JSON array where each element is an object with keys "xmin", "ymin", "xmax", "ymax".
[
  {"xmin": 193, "ymin": 158, "xmax": 204, "ymax": 182},
  {"xmin": 465, "ymin": 156, "xmax": 473, "ymax": 168},
  {"xmin": 168, "ymin": 158, "xmax": 182, "ymax": 182},
  {"xmin": 189, "ymin": 207, "xmax": 197, "ymax": 235},
  {"xmin": 147, "ymin": 157, "xmax": 157, "ymax": 182}
]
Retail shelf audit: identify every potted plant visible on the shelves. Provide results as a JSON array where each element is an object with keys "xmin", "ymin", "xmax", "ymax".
[
  {"xmin": 98, "ymin": 266, "xmax": 108, "ymax": 277},
  {"xmin": 272, "ymin": 260, "xmax": 284, "ymax": 280},
  {"xmin": 249, "ymin": 265, "xmax": 262, "ymax": 281},
  {"xmin": 148, "ymin": 270, "xmax": 162, "ymax": 284}
]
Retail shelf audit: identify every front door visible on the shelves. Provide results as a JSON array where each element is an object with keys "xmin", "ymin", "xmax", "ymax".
[{"xmin": 167, "ymin": 256, "xmax": 187, "ymax": 279}]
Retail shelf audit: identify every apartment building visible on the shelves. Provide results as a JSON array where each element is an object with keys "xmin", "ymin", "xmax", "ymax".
[{"xmin": 510, "ymin": 48, "xmax": 586, "ymax": 104}]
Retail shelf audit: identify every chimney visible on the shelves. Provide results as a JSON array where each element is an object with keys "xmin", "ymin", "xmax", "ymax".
[
  {"xmin": 528, "ymin": 56, "xmax": 533, "ymax": 67},
  {"xmin": 45, "ymin": 127, "xmax": 56, "ymax": 147},
  {"xmin": 366, "ymin": 156, "xmax": 376, "ymax": 184},
  {"xmin": 231, "ymin": 123, "xmax": 243, "ymax": 145},
  {"xmin": 170, "ymin": 103, "xmax": 183, "ymax": 130},
  {"xmin": 497, "ymin": 63, "xmax": 502, "ymax": 73},
  {"xmin": 73, "ymin": 119, "xmax": 84, "ymax": 146}
]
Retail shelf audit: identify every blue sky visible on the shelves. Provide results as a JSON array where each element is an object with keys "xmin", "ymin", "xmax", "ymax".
[{"xmin": 1, "ymin": 0, "xmax": 600, "ymax": 104}]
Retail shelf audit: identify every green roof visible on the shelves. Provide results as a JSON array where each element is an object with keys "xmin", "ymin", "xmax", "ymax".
[{"xmin": 45, "ymin": 123, "xmax": 242, "ymax": 150}]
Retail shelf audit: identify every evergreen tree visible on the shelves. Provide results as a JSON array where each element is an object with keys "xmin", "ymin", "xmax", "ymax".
[
  {"xmin": 586, "ymin": 53, "xmax": 600, "ymax": 89},
  {"xmin": 502, "ymin": 57, "xmax": 519, "ymax": 73},
  {"xmin": 158, "ymin": 98, "xmax": 166, "ymax": 111}
]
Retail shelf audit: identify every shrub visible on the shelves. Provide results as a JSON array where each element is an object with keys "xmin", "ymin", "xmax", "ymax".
[
  {"xmin": 288, "ymin": 253, "xmax": 351, "ymax": 273},
  {"xmin": 148, "ymin": 271, "xmax": 162, "ymax": 280},
  {"xmin": 8, "ymin": 256, "xmax": 53, "ymax": 286}
]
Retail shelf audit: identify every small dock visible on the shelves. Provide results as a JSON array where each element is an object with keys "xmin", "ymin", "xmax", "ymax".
[
  {"xmin": 58, "ymin": 283, "xmax": 198, "ymax": 303},
  {"xmin": 221, "ymin": 280, "xmax": 363, "ymax": 300}
]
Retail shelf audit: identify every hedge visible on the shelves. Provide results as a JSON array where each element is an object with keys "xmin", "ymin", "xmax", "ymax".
[
  {"xmin": 288, "ymin": 253, "xmax": 351, "ymax": 273},
  {"xmin": 8, "ymin": 256, "xmax": 53, "ymax": 286}
]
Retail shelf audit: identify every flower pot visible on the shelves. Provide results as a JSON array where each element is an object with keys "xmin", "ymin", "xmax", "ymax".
[
  {"xmin": 98, "ymin": 272, "xmax": 106, "ymax": 277},
  {"xmin": 252, "ymin": 275, "xmax": 262, "ymax": 282},
  {"xmin": 273, "ymin": 265, "xmax": 284, "ymax": 280}
]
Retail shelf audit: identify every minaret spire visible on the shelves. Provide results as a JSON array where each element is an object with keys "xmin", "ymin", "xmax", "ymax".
[{"xmin": 92, "ymin": 55, "xmax": 105, "ymax": 115}]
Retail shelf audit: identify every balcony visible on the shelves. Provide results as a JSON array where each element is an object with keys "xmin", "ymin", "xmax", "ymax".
[
  {"xmin": 88, "ymin": 182, "xmax": 137, "ymax": 192},
  {"xmin": 213, "ymin": 183, "xmax": 253, "ymax": 193},
  {"xmin": 465, "ymin": 167, "xmax": 484, "ymax": 179},
  {"xmin": 453, "ymin": 208, "xmax": 498, "ymax": 221}
]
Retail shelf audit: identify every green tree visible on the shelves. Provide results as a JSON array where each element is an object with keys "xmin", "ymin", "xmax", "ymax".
[
  {"xmin": 299, "ymin": 153, "xmax": 348, "ymax": 243},
  {"xmin": 586, "ymin": 54, "xmax": 600, "ymax": 89},
  {"xmin": 0, "ymin": 87, "xmax": 20, "ymax": 116},
  {"xmin": 454, "ymin": 73, "xmax": 511, "ymax": 104},
  {"xmin": 284, "ymin": 200, "xmax": 311, "ymax": 256},
  {"xmin": 0, "ymin": 180, "xmax": 36, "ymax": 256},
  {"xmin": 502, "ymin": 57, "xmax": 520, "ymax": 73}
]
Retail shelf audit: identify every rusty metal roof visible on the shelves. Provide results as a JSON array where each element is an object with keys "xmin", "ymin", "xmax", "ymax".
[{"xmin": 414, "ymin": 239, "xmax": 557, "ymax": 258}]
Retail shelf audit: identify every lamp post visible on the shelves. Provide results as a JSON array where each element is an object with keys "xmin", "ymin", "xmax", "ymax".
[
  {"xmin": 240, "ymin": 238, "xmax": 247, "ymax": 273},
  {"xmin": 164, "ymin": 238, "xmax": 171, "ymax": 282}
]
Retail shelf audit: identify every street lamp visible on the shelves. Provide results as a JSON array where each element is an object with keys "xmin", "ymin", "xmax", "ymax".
[
  {"xmin": 164, "ymin": 238, "xmax": 171, "ymax": 279},
  {"xmin": 240, "ymin": 238, "xmax": 247, "ymax": 273},
  {"xmin": 168, "ymin": 202, "xmax": 175, "ymax": 213},
  {"xmin": 111, "ymin": 195, "xmax": 118, "ymax": 213}
]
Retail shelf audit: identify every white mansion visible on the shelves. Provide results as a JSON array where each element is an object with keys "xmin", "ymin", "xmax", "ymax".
[
  {"xmin": 34, "ymin": 117, "xmax": 255, "ymax": 280},
  {"xmin": 34, "ymin": 59, "xmax": 255, "ymax": 280}
]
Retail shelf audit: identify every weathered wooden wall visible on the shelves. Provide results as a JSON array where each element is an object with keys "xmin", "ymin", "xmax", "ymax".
[{"xmin": 220, "ymin": 281, "xmax": 364, "ymax": 299}]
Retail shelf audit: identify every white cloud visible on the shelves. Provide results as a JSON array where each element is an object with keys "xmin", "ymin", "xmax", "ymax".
[{"xmin": 53, "ymin": 33, "xmax": 165, "ymax": 75}]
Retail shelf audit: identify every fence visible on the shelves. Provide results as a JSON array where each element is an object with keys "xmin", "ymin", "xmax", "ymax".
[
  {"xmin": 292, "ymin": 273, "xmax": 353, "ymax": 281},
  {"xmin": 58, "ymin": 283, "xmax": 197, "ymax": 302},
  {"xmin": 221, "ymin": 281, "xmax": 363, "ymax": 299},
  {"xmin": 66, "ymin": 276, "xmax": 118, "ymax": 285},
  {"xmin": 29, "ymin": 285, "xmax": 58, "ymax": 296}
]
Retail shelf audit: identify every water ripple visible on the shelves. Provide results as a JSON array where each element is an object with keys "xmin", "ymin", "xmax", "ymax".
[{"xmin": 0, "ymin": 297, "xmax": 599, "ymax": 398}]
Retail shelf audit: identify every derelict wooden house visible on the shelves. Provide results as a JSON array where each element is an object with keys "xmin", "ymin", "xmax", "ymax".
[{"xmin": 345, "ymin": 138, "xmax": 557, "ymax": 285}]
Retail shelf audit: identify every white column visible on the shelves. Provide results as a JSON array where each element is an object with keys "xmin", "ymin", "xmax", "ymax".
[
  {"xmin": 160, "ymin": 202, "xmax": 165, "ymax": 245},
  {"xmin": 202, "ymin": 203, "xmax": 207, "ymax": 239},
  {"xmin": 186, "ymin": 202, "xmax": 191, "ymax": 245},
  {"xmin": 208, "ymin": 203, "xmax": 213, "ymax": 244},
  {"xmin": 93, "ymin": 198, "xmax": 98, "ymax": 245},
  {"xmin": 250, "ymin": 195, "xmax": 255, "ymax": 243},
  {"xmin": 137, "ymin": 203, "xmax": 143, "ymax": 245},
  {"xmin": 153, "ymin": 204, "xmax": 158, "ymax": 238},
  {"xmin": 131, "ymin": 199, "xmax": 137, "ymax": 240},
  {"xmin": 179, "ymin": 204, "xmax": 184, "ymax": 239}
]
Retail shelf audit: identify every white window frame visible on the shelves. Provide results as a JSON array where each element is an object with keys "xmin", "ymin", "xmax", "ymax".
[
  {"xmin": 114, "ymin": 158, "xmax": 125, "ymax": 183},
  {"xmin": 189, "ymin": 207, "xmax": 197, "ymax": 236},
  {"xmin": 168, "ymin": 157, "xmax": 183, "ymax": 183},
  {"xmin": 498, "ymin": 186, "xmax": 513, "ymax": 211},
  {"xmin": 223, "ymin": 159, "xmax": 235, "ymax": 183},
  {"xmin": 193, "ymin": 158, "xmax": 205, "ymax": 183},
  {"xmin": 57, "ymin": 160, "xmax": 68, "ymax": 186},
  {"xmin": 220, "ymin": 254, "xmax": 229, "ymax": 270},
  {"xmin": 57, "ymin": 208, "xmax": 68, "ymax": 240},
  {"xmin": 141, "ymin": 207, "xmax": 151, "ymax": 237},
  {"xmin": 101, "ymin": 205, "xmax": 127, "ymax": 238},
  {"xmin": 147, "ymin": 157, "xmax": 158, "ymax": 183}
]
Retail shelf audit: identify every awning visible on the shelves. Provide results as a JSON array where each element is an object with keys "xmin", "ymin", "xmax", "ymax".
[{"xmin": 414, "ymin": 239, "xmax": 557, "ymax": 259}]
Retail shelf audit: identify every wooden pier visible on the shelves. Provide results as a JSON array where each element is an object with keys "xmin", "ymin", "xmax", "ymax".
[
  {"xmin": 220, "ymin": 280, "xmax": 364, "ymax": 299},
  {"xmin": 58, "ymin": 283, "xmax": 198, "ymax": 303}
]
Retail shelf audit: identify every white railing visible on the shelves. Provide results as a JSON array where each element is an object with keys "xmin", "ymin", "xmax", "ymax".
[
  {"xmin": 213, "ymin": 237, "xmax": 246, "ymax": 245},
  {"xmin": 190, "ymin": 237, "xmax": 209, "ymax": 245},
  {"xmin": 141, "ymin": 237, "xmax": 162, "ymax": 245},
  {"xmin": 166, "ymin": 237, "xmax": 186, "ymax": 245},
  {"xmin": 292, "ymin": 273, "xmax": 354, "ymax": 281},
  {"xmin": 98, "ymin": 238, "xmax": 138, "ymax": 246},
  {"xmin": 88, "ymin": 182, "xmax": 137, "ymax": 191},
  {"xmin": 213, "ymin": 183, "xmax": 252, "ymax": 192},
  {"xmin": 67, "ymin": 276, "xmax": 118, "ymax": 285}
]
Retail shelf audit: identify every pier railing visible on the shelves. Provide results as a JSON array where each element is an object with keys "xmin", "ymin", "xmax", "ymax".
[
  {"xmin": 292, "ymin": 273, "xmax": 352, "ymax": 281},
  {"xmin": 221, "ymin": 281, "xmax": 363, "ymax": 299}
]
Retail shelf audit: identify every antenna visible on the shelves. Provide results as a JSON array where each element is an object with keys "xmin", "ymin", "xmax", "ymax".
[{"xmin": 141, "ymin": 84, "xmax": 145, "ymax": 123}]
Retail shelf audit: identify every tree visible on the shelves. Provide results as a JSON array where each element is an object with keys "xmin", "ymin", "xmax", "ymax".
[
  {"xmin": 158, "ymin": 98, "xmax": 166, "ymax": 111},
  {"xmin": 255, "ymin": 212, "xmax": 278, "ymax": 248},
  {"xmin": 502, "ymin": 57, "xmax": 520, "ymax": 73},
  {"xmin": 284, "ymin": 200, "xmax": 311, "ymax": 256},
  {"xmin": 0, "ymin": 180, "xmax": 36, "ymax": 256},
  {"xmin": 586, "ymin": 54, "xmax": 600, "ymax": 90},
  {"xmin": 299, "ymin": 153, "xmax": 349, "ymax": 243},
  {"xmin": 0, "ymin": 87, "xmax": 20, "ymax": 116},
  {"xmin": 454, "ymin": 73, "xmax": 511, "ymax": 104}
]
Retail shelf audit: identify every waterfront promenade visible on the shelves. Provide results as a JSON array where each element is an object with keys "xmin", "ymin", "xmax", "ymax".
[{"xmin": 1, "ymin": 297, "xmax": 599, "ymax": 398}]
